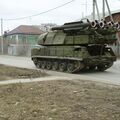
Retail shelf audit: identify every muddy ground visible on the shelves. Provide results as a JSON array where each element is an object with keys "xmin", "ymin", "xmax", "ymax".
[
  {"xmin": 0, "ymin": 80, "xmax": 120, "ymax": 120},
  {"xmin": 0, "ymin": 64, "xmax": 47, "ymax": 80}
]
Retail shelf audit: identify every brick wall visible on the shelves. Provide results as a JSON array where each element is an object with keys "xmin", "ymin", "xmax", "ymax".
[
  {"xmin": 105, "ymin": 13, "xmax": 120, "ymax": 22},
  {"xmin": 105, "ymin": 12, "xmax": 120, "ymax": 40}
]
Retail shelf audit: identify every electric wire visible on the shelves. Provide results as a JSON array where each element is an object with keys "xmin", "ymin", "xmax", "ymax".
[{"xmin": 4, "ymin": 0, "xmax": 76, "ymax": 21}]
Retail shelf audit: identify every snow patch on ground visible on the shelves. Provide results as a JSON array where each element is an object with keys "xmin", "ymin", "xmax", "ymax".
[{"xmin": 112, "ymin": 60, "xmax": 120, "ymax": 70}]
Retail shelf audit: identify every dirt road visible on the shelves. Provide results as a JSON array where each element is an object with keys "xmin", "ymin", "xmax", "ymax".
[{"xmin": 0, "ymin": 55, "xmax": 120, "ymax": 85}]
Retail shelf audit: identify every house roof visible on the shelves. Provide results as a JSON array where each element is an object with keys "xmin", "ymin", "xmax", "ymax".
[
  {"xmin": 81, "ymin": 9, "xmax": 120, "ymax": 21},
  {"xmin": 6, "ymin": 25, "xmax": 44, "ymax": 35}
]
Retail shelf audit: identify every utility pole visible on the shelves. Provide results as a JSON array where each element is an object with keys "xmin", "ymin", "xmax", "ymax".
[
  {"xmin": 105, "ymin": 0, "xmax": 114, "ymax": 22},
  {"xmin": 93, "ymin": 0, "xmax": 100, "ymax": 21},
  {"xmin": 1, "ymin": 18, "xmax": 3, "ymax": 54},
  {"xmin": 93, "ymin": 0, "xmax": 113, "ymax": 21},
  {"xmin": 93, "ymin": 0, "xmax": 95, "ymax": 20},
  {"xmin": 95, "ymin": 0, "xmax": 100, "ymax": 21},
  {"xmin": 103, "ymin": 0, "xmax": 105, "ymax": 20}
]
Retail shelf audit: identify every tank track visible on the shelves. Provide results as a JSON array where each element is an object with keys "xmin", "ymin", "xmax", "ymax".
[
  {"xmin": 32, "ymin": 57, "xmax": 84, "ymax": 73},
  {"xmin": 32, "ymin": 57, "xmax": 113, "ymax": 73}
]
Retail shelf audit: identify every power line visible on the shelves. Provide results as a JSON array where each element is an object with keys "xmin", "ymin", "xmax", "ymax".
[{"xmin": 4, "ymin": 0, "xmax": 76, "ymax": 21}]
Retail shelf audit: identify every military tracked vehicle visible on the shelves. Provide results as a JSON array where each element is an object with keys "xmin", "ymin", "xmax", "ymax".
[{"xmin": 31, "ymin": 19, "xmax": 119, "ymax": 73}]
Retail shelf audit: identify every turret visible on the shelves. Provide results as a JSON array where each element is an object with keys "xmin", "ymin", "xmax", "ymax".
[{"xmin": 37, "ymin": 20, "xmax": 119, "ymax": 46}]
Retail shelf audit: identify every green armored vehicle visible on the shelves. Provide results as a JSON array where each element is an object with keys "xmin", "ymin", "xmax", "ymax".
[{"xmin": 31, "ymin": 20, "xmax": 119, "ymax": 73}]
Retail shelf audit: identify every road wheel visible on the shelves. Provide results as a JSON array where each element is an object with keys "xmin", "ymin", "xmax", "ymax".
[
  {"xmin": 59, "ymin": 62, "xmax": 66, "ymax": 72},
  {"xmin": 46, "ymin": 61, "xmax": 52, "ymax": 70},
  {"xmin": 36, "ymin": 61, "xmax": 41, "ymax": 68},
  {"xmin": 33, "ymin": 58, "xmax": 37, "ymax": 65},
  {"xmin": 67, "ymin": 63, "xmax": 74, "ymax": 73},
  {"xmin": 41, "ymin": 61, "xmax": 46, "ymax": 69},
  {"xmin": 52, "ymin": 62, "xmax": 58, "ymax": 70}
]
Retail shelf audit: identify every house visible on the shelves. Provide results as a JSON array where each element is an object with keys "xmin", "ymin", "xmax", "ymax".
[{"xmin": 4, "ymin": 25, "xmax": 44, "ymax": 56}]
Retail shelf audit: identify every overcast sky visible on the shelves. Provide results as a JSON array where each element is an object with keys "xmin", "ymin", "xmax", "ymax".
[{"xmin": 0, "ymin": 0, "xmax": 120, "ymax": 34}]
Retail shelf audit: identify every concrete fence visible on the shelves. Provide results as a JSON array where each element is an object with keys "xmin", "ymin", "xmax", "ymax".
[{"xmin": 0, "ymin": 43, "xmax": 35, "ymax": 56}]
